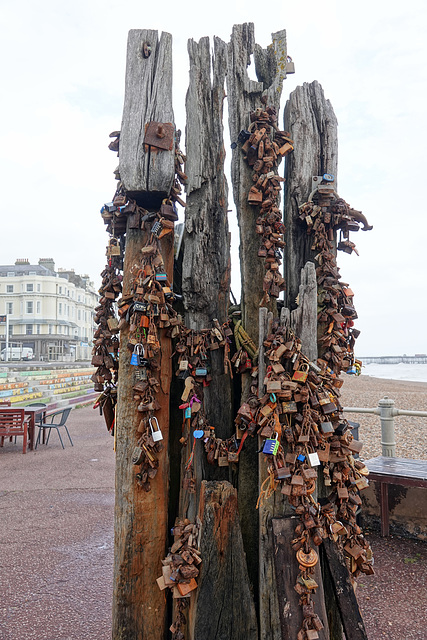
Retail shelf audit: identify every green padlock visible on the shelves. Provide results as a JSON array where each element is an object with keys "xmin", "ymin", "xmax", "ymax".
[{"xmin": 263, "ymin": 432, "xmax": 279, "ymax": 456}]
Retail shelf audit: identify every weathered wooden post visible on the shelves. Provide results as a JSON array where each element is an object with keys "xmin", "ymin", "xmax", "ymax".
[
  {"xmin": 108, "ymin": 24, "xmax": 371, "ymax": 640},
  {"xmin": 181, "ymin": 34, "xmax": 231, "ymax": 488},
  {"xmin": 226, "ymin": 25, "xmax": 289, "ymax": 615},
  {"xmin": 283, "ymin": 80, "xmax": 338, "ymax": 309},
  {"xmin": 283, "ymin": 81, "xmax": 369, "ymax": 640},
  {"xmin": 112, "ymin": 30, "xmax": 175, "ymax": 640},
  {"xmin": 179, "ymin": 35, "xmax": 258, "ymax": 639}
]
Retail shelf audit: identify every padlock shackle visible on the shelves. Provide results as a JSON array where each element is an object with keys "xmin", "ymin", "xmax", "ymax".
[{"xmin": 149, "ymin": 416, "xmax": 160, "ymax": 431}]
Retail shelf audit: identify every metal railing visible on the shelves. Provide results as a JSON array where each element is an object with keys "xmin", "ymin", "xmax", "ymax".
[{"xmin": 343, "ymin": 396, "xmax": 427, "ymax": 458}]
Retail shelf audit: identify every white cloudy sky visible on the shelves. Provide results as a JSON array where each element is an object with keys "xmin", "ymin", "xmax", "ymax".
[{"xmin": 1, "ymin": 0, "xmax": 426, "ymax": 357}]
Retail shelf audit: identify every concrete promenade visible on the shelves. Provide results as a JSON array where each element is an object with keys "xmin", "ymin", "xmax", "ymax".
[
  {"xmin": 1, "ymin": 399, "xmax": 426, "ymax": 639},
  {"xmin": 0, "ymin": 405, "xmax": 115, "ymax": 640}
]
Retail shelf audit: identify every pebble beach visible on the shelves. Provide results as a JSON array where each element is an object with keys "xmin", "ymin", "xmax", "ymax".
[{"xmin": 341, "ymin": 374, "xmax": 427, "ymax": 461}]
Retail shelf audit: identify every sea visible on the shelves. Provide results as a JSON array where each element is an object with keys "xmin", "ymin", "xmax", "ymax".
[{"xmin": 361, "ymin": 362, "xmax": 427, "ymax": 383}]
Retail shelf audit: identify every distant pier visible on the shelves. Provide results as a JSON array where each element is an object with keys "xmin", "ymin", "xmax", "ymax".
[{"xmin": 362, "ymin": 355, "xmax": 427, "ymax": 365}]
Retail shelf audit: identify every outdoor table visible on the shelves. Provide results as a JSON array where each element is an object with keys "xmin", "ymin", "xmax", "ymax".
[{"xmin": 23, "ymin": 407, "xmax": 47, "ymax": 450}]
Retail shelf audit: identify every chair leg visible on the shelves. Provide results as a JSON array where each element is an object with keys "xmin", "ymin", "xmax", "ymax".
[
  {"xmin": 22, "ymin": 427, "xmax": 27, "ymax": 454},
  {"xmin": 35, "ymin": 428, "xmax": 42, "ymax": 450},
  {"xmin": 55, "ymin": 428, "xmax": 65, "ymax": 449},
  {"xmin": 45, "ymin": 428, "xmax": 52, "ymax": 445},
  {"xmin": 64, "ymin": 426, "xmax": 73, "ymax": 446}
]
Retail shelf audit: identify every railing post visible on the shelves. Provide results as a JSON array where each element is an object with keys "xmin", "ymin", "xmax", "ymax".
[{"xmin": 378, "ymin": 396, "xmax": 396, "ymax": 457}]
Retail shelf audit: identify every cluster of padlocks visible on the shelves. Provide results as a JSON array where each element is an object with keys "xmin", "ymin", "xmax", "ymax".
[
  {"xmin": 93, "ymin": 97, "xmax": 373, "ymax": 637},
  {"xmin": 242, "ymin": 105, "xmax": 293, "ymax": 303},
  {"xmin": 298, "ymin": 179, "xmax": 372, "ymax": 376},
  {"xmin": 157, "ymin": 519, "xmax": 202, "ymax": 639},
  {"xmin": 91, "ymin": 263, "xmax": 122, "ymax": 431},
  {"xmin": 235, "ymin": 108, "xmax": 374, "ymax": 639}
]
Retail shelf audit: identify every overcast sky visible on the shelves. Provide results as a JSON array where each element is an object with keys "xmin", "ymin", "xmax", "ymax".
[{"xmin": 1, "ymin": 0, "xmax": 425, "ymax": 357}]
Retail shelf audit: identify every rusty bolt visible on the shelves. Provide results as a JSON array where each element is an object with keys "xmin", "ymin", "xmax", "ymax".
[{"xmin": 156, "ymin": 124, "xmax": 166, "ymax": 139}]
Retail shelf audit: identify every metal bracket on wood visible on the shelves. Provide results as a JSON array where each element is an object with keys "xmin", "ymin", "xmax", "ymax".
[{"xmin": 144, "ymin": 121, "xmax": 175, "ymax": 151}]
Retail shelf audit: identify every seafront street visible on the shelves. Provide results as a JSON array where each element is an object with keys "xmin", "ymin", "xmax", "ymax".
[{"xmin": 1, "ymin": 378, "xmax": 427, "ymax": 639}]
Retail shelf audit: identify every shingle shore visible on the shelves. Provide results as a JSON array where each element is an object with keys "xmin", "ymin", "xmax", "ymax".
[{"xmin": 340, "ymin": 374, "xmax": 427, "ymax": 460}]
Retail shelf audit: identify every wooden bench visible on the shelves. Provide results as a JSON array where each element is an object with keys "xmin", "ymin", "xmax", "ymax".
[{"xmin": 365, "ymin": 456, "xmax": 427, "ymax": 536}]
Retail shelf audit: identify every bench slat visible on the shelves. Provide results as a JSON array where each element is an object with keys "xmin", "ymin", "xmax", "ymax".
[{"xmin": 365, "ymin": 456, "xmax": 427, "ymax": 483}]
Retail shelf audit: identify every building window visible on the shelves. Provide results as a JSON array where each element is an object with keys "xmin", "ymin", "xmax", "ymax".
[
  {"xmin": 29, "ymin": 271, "xmax": 36, "ymax": 276},
  {"xmin": 37, "ymin": 284, "xmax": 41, "ymax": 292},
  {"xmin": 7, "ymin": 302, "xmax": 13, "ymax": 314},
  {"xmin": 7, "ymin": 272, "xmax": 14, "ymax": 277},
  {"xmin": 8, "ymin": 324, "xmax": 13, "ymax": 337},
  {"xmin": 36, "ymin": 301, "xmax": 41, "ymax": 314},
  {"xmin": 26, "ymin": 301, "xmax": 33, "ymax": 314},
  {"xmin": 58, "ymin": 303, "xmax": 62, "ymax": 315},
  {"xmin": 49, "ymin": 324, "xmax": 53, "ymax": 335},
  {"xmin": 78, "ymin": 295, "xmax": 81, "ymax": 302},
  {"xmin": 59, "ymin": 286, "xmax": 62, "ymax": 294},
  {"xmin": 26, "ymin": 284, "xmax": 34, "ymax": 292},
  {"xmin": 26, "ymin": 324, "xmax": 33, "ymax": 335},
  {"xmin": 6, "ymin": 285, "xmax": 13, "ymax": 293},
  {"xmin": 78, "ymin": 309, "xmax": 81, "ymax": 321},
  {"xmin": 36, "ymin": 324, "xmax": 41, "ymax": 334}
]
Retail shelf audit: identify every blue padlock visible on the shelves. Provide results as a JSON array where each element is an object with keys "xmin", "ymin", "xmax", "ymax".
[
  {"xmin": 130, "ymin": 343, "xmax": 144, "ymax": 366},
  {"xmin": 155, "ymin": 273, "xmax": 168, "ymax": 282},
  {"xmin": 185, "ymin": 407, "xmax": 192, "ymax": 419},
  {"xmin": 323, "ymin": 173, "xmax": 335, "ymax": 182},
  {"xmin": 262, "ymin": 433, "xmax": 279, "ymax": 456},
  {"xmin": 195, "ymin": 368, "xmax": 207, "ymax": 376},
  {"xmin": 346, "ymin": 365, "xmax": 357, "ymax": 375},
  {"xmin": 297, "ymin": 453, "xmax": 305, "ymax": 462},
  {"xmin": 104, "ymin": 202, "xmax": 117, "ymax": 213}
]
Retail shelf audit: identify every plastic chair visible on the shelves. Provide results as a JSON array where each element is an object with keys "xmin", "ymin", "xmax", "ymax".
[
  {"xmin": 27, "ymin": 403, "xmax": 48, "ymax": 446},
  {"xmin": 35, "ymin": 407, "xmax": 73, "ymax": 449},
  {"xmin": 26, "ymin": 402, "xmax": 47, "ymax": 425}
]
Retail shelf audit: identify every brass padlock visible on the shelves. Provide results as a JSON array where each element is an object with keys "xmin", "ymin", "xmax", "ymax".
[
  {"xmin": 248, "ymin": 186, "xmax": 263, "ymax": 204},
  {"xmin": 292, "ymin": 362, "xmax": 309, "ymax": 383},
  {"xmin": 107, "ymin": 238, "xmax": 121, "ymax": 256}
]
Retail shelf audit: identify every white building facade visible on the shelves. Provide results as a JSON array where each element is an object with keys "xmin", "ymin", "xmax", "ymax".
[{"xmin": 0, "ymin": 258, "xmax": 98, "ymax": 361}]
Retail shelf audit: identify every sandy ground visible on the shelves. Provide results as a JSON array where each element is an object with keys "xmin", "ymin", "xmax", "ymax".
[{"xmin": 0, "ymin": 381, "xmax": 426, "ymax": 640}]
